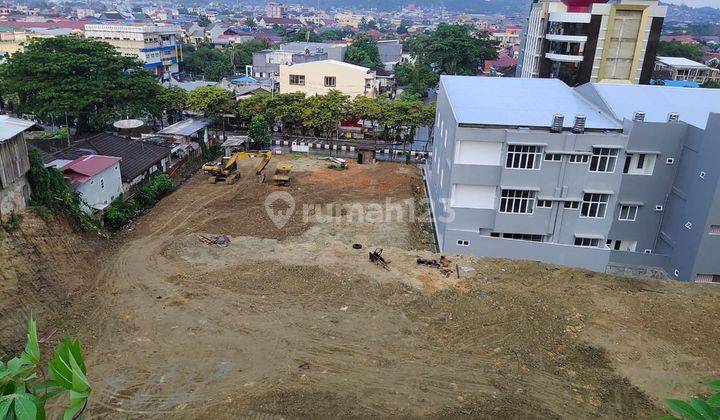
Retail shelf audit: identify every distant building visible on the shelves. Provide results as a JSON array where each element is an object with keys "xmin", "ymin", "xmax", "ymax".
[
  {"xmin": 279, "ymin": 59, "xmax": 386, "ymax": 98},
  {"xmin": 280, "ymin": 41, "xmax": 348, "ymax": 62},
  {"xmin": 265, "ymin": 2, "xmax": 288, "ymax": 19},
  {"xmin": 654, "ymin": 56, "xmax": 720, "ymax": 85},
  {"xmin": 428, "ymin": 75, "xmax": 720, "ymax": 283},
  {"xmin": 517, "ymin": 0, "xmax": 667, "ymax": 86},
  {"xmin": 251, "ymin": 48, "xmax": 328, "ymax": 81},
  {"xmin": 376, "ymin": 40, "xmax": 402, "ymax": 71},
  {"xmin": 490, "ymin": 25, "xmax": 522, "ymax": 48},
  {"xmin": 254, "ymin": 17, "xmax": 303, "ymax": 29},
  {"xmin": 50, "ymin": 134, "xmax": 172, "ymax": 194},
  {"xmin": 84, "ymin": 23, "xmax": 182, "ymax": 77},
  {"xmin": 61, "ymin": 155, "xmax": 123, "ymax": 215},
  {"xmin": 0, "ymin": 116, "xmax": 35, "ymax": 221}
]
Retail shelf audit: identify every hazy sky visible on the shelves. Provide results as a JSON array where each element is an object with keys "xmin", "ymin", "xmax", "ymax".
[{"xmin": 662, "ymin": 0, "xmax": 720, "ymax": 8}]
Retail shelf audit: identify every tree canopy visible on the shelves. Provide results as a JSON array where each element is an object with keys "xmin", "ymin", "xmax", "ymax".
[
  {"xmin": 1, "ymin": 36, "xmax": 162, "ymax": 133},
  {"xmin": 228, "ymin": 40, "xmax": 269, "ymax": 73},
  {"xmin": 182, "ymin": 44, "xmax": 232, "ymax": 81},
  {"xmin": 344, "ymin": 35, "xmax": 383, "ymax": 69},
  {"xmin": 235, "ymin": 91, "xmax": 435, "ymax": 143},
  {"xmin": 657, "ymin": 40, "xmax": 706, "ymax": 63},
  {"xmin": 408, "ymin": 23, "xmax": 498, "ymax": 75},
  {"xmin": 187, "ymin": 86, "xmax": 233, "ymax": 118}
]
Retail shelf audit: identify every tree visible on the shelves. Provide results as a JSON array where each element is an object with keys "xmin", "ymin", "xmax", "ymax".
[
  {"xmin": 228, "ymin": 40, "xmax": 269, "ymax": 73},
  {"xmin": 701, "ymin": 81, "xmax": 720, "ymax": 89},
  {"xmin": 408, "ymin": 23, "xmax": 498, "ymax": 75},
  {"xmin": 395, "ymin": 61, "xmax": 439, "ymax": 97},
  {"xmin": 284, "ymin": 28, "xmax": 322, "ymax": 43},
  {"xmin": 248, "ymin": 115, "xmax": 270, "ymax": 148},
  {"xmin": 657, "ymin": 40, "xmax": 706, "ymax": 63},
  {"xmin": 302, "ymin": 90, "xmax": 350, "ymax": 138},
  {"xmin": 187, "ymin": 86, "xmax": 233, "ymax": 139},
  {"xmin": 236, "ymin": 93, "xmax": 272, "ymax": 126},
  {"xmin": 182, "ymin": 45, "xmax": 231, "ymax": 81},
  {"xmin": 396, "ymin": 18, "xmax": 412, "ymax": 35},
  {"xmin": 197, "ymin": 14, "xmax": 211, "ymax": 27},
  {"xmin": 345, "ymin": 35, "xmax": 383, "ymax": 68},
  {"xmin": 319, "ymin": 28, "xmax": 352, "ymax": 41},
  {"xmin": 2, "ymin": 37, "xmax": 162, "ymax": 133},
  {"xmin": 157, "ymin": 86, "xmax": 188, "ymax": 125},
  {"xmin": 0, "ymin": 317, "xmax": 91, "ymax": 420},
  {"xmin": 266, "ymin": 92, "xmax": 307, "ymax": 136},
  {"xmin": 358, "ymin": 17, "xmax": 378, "ymax": 31}
]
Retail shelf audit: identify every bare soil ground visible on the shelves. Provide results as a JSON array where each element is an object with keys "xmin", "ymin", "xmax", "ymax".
[{"xmin": 4, "ymin": 155, "xmax": 719, "ymax": 418}]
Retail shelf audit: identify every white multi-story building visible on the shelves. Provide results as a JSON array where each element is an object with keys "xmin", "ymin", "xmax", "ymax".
[
  {"xmin": 654, "ymin": 56, "xmax": 720, "ymax": 85},
  {"xmin": 84, "ymin": 23, "xmax": 182, "ymax": 77}
]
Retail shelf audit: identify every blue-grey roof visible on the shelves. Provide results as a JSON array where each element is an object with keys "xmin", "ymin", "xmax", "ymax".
[
  {"xmin": 158, "ymin": 118, "xmax": 212, "ymax": 136},
  {"xmin": 440, "ymin": 76, "xmax": 622, "ymax": 130},
  {"xmin": 577, "ymin": 83, "xmax": 720, "ymax": 130}
]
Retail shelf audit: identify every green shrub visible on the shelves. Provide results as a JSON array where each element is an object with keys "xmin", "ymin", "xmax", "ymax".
[
  {"xmin": 104, "ymin": 174, "xmax": 174, "ymax": 231},
  {"xmin": 0, "ymin": 317, "xmax": 91, "ymax": 419},
  {"xmin": 103, "ymin": 198, "xmax": 138, "ymax": 231},
  {"xmin": 136, "ymin": 174, "xmax": 174, "ymax": 208},
  {"xmin": 665, "ymin": 380, "xmax": 720, "ymax": 419},
  {"xmin": 32, "ymin": 205, "xmax": 53, "ymax": 225},
  {"xmin": 3, "ymin": 211, "xmax": 23, "ymax": 232}
]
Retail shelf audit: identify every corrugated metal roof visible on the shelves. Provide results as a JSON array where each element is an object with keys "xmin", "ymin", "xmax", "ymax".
[
  {"xmin": 656, "ymin": 56, "xmax": 708, "ymax": 69},
  {"xmin": 0, "ymin": 116, "xmax": 36, "ymax": 142},
  {"xmin": 158, "ymin": 118, "xmax": 213, "ymax": 136},
  {"xmin": 579, "ymin": 83, "xmax": 720, "ymax": 129},
  {"xmin": 440, "ymin": 76, "xmax": 622, "ymax": 130},
  {"xmin": 61, "ymin": 155, "xmax": 121, "ymax": 179}
]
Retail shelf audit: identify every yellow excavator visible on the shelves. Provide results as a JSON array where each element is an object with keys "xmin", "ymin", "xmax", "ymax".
[{"xmin": 202, "ymin": 151, "xmax": 272, "ymax": 184}]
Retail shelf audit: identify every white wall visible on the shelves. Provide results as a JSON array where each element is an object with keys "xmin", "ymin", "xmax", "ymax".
[
  {"xmin": 76, "ymin": 163, "xmax": 123, "ymax": 214},
  {"xmin": 451, "ymin": 184, "xmax": 497, "ymax": 209},
  {"xmin": 454, "ymin": 141, "xmax": 502, "ymax": 165}
]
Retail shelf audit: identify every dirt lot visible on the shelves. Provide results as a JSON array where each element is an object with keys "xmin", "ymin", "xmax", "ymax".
[{"xmin": 8, "ymin": 155, "xmax": 718, "ymax": 418}]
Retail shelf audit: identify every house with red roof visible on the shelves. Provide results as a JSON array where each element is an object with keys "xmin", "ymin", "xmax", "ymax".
[{"xmin": 61, "ymin": 155, "xmax": 123, "ymax": 214}]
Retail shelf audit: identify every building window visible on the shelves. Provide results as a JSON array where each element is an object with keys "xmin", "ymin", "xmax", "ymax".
[
  {"xmin": 324, "ymin": 76, "xmax": 336, "ymax": 87},
  {"xmin": 506, "ymin": 145, "xmax": 542, "ymax": 169},
  {"xmin": 100, "ymin": 179, "xmax": 105, "ymax": 189},
  {"xmin": 574, "ymin": 237, "xmax": 601, "ymax": 247},
  {"xmin": 537, "ymin": 199, "xmax": 552, "ymax": 208},
  {"xmin": 564, "ymin": 201, "xmax": 580, "ymax": 209},
  {"xmin": 457, "ymin": 240, "xmax": 469, "ymax": 247},
  {"xmin": 544, "ymin": 153, "xmax": 562, "ymax": 162},
  {"xmin": 589, "ymin": 148, "xmax": 618, "ymax": 173},
  {"xmin": 606, "ymin": 239, "xmax": 637, "ymax": 252},
  {"xmin": 623, "ymin": 153, "xmax": 656, "ymax": 175},
  {"xmin": 581, "ymin": 193, "xmax": 609, "ymax": 218},
  {"xmin": 499, "ymin": 189, "xmax": 536, "ymax": 214},
  {"xmin": 491, "ymin": 232, "xmax": 544, "ymax": 242},
  {"xmin": 710, "ymin": 225, "xmax": 720, "ymax": 235},
  {"xmin": 568, "ymin": 154, "xmax": 589, "ymax": 164},
  {"xmin": 289, "ymin": 74, "xmax": 305, "ymax": 85},
  {"xmin": 618, "ymin": 205, "xmax": 638, "ymax": 221}
]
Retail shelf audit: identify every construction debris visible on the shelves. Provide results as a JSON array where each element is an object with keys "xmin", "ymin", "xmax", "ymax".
[
  {"xmin": 198, "ymin": 234, "xmax": 231, "ymax": 247},
  {"xmin": 369, "ymin": 248, "xmax": 390, "ymax": 270},
  {"xmin": 417, "ymin": 255, "xmax": 454, "ymax": 277}
]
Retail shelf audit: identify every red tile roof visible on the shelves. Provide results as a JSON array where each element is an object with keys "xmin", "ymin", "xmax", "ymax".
[
  {"xmin": 61, "ymin": 155, "xmax": 121, "ymax": 185},
  {"xmin": 0, "ymin": 19, "xmax": 90, "ymax": 30}
]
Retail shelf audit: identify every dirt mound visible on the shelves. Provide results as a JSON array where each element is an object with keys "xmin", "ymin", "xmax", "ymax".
[{"xmin": 0, "ymin": 213, "xmax": 106, "ymax": 357}]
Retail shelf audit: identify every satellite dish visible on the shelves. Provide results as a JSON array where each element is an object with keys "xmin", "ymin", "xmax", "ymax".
[{"xmin": 113, "ymin": 119, "xmax": 144, "ymax": 130}]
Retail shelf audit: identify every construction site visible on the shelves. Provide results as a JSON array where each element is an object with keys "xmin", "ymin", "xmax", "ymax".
[{"xmin": 2, "ymin": 155, "xmax": 720, "ymax": 418}]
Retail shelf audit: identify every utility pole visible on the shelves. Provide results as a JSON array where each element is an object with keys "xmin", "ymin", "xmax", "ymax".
[{"xmin": 65, "ymin": 111, "xmax": 70, "ymax": 147}]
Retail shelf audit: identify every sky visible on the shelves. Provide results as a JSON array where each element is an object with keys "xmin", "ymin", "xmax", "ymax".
[{"xmin": 662, "ymin": 0, "xmax": 720, "ymax": 8}]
